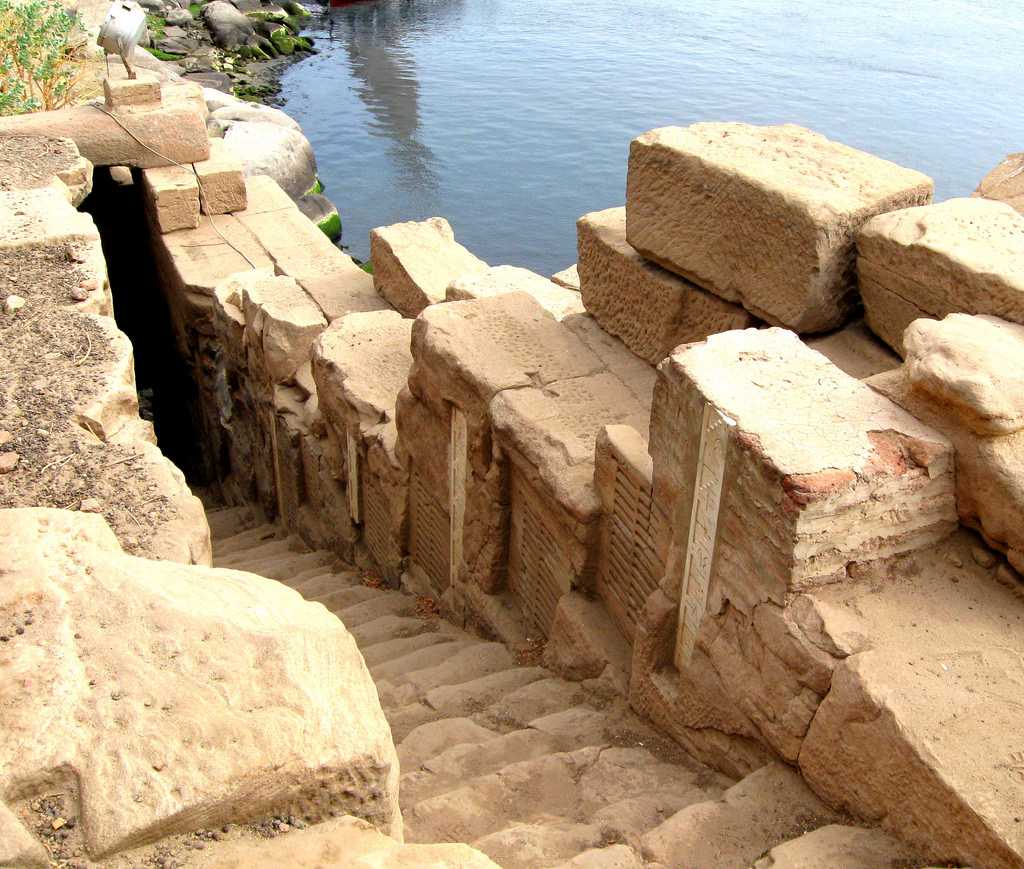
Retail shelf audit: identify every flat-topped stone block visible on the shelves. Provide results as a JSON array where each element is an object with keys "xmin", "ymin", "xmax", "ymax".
[
  {"xmin": 142, "ymin": 163, "xmax": 200, "ymax": 233},
  {"xmin": 371, "ymin": 217, "xmax": 488, "ymax": 317},
  {"xmin": 857, "ymin": 197, "xmax": 1024, "ymax": 354},
  {"xmin": 194, "ymin": 137, "xmax": 247, "ymax": 215},
  {"xmin": 651, "ymin": 328, "xmax": 956, "ymax": 648},
  {"xmin": 551, "ymin": 263, "xmax": 580, "ymax": 291},
  {"xmin": 973, "ymin": 151, "xmax": 1024, "ymax": 214},
  {"xmin": 626, "ymin": 122, "xmax": 933, "ymax": 332},
  {"xmin": 103, "ymin": 72, "xmax": 162, "ymax": 109},
  {"xmin": 577, "ymin": 207, "xmax": 754, "ymax": 363},
  {"xmin": 446, "ymin": 264, "xmax": 584, "ymax": 321},
  {"xmin": 0, "ymin": 134, "xmax": 93, "ymax": 207},
  {"xmin": 0, "ymin": 187, "xmax": 98, "ymax": 249}
]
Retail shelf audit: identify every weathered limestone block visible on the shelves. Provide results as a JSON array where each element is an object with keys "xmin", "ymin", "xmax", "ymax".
[
  {"xmin": 551, "ymin": 263, "xmax": 580, "ymax": 291},
  {"xmin": 798, "ymin": 533, "xmax": 1024, "ymax": 869},
  {"xmin": 188, "ymin": 815, "xmax": 498, "ymax": 867},
  {"xmin": 973, "ymin": 151, "xmax": 1024, "ymax": 214},
  {"xmin": 313, "ymin": 311, "xmax": 414, "ymax": 579},
  {"xmin": 0, "ymin": 134, "xmax": 93, "ymax": 207},
  {"xmin": 577, "ymin": 207, "xmax": 754, "ymax": 363},
  {"xmin": 400, "ymin": 293, "xmax": 603, "ymax": 606},
  {"xmin": 752, "ymin": 825, "xmax": 917, "ymax": 868},
  {"xmin": 650, "ymin": 328, "xmax": 956, "ymax": 621},
  {"xmin": 446, "ymin": 265, "xmax": 585, "ymax": 320},
  {"xmin": 142, "ymin": 163, "xmax": 201, "ymax": 233},
  {"xmin": 869, "ymin": 315, "xmax": 1024, "ymax": 573},
  {"xmin": 371, "ymin": 217, "xmax": 488, "ymax": 317},
  {"xmin": 543, "ymin": 591, "xmax": 632, "ymax": 681},
  {"xmin": 0, "ymin": 508, "xmax": 401, "ymax": 860},
  {"xmin": 195, "ymin": 137, "xmax": 247, "ymax": 215},
  {"xmin": 0, "ymin": 104, "xmax": 210, "ymax": 168},
  {"xmin": 232, "ymin": 270, "xmax": 327, "ymax": 384},
  {"xmin": 857, "ymin": 197, "xmax": 1024, "ymax": 353},
  {"xmin": 625, "ymin": 123, "xmax": 933, "ymax": 332},
  {"xmin": 103, "ymin": 73, "xmax": 162, "ymax": 109},
  {"xmin": 0, "ymin": 187, "xmax": 98, "ymax": 249}
]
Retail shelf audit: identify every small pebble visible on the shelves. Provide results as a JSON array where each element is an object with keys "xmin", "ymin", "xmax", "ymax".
[
  {"xmin": 79, "ymin": 497, "xmax": 103, "ymax": 513},
  {"xmin": 0, "ymin": 430, "xmax": 10, "ymax": 446},
  {"xmin": 945, "ymin": 551, "xmax": 963, "ymax": 568},
  {"xmin": 3, "ymin": 294, "xmax": 25, "ymax": 314},
  {"xmin": 0, "ymin": 452, "xmax": 20, "ymax": 473},
  {"xmin": 971, "ymin": 545, "xmax": 998, "ymax": 569},
  {"xmin": 69, "ymin": 286, "xmax": 89, "ymax": 302},
  {"xmin": 15, "ymin": 627, "xmax": 24, "ymax": 635}
]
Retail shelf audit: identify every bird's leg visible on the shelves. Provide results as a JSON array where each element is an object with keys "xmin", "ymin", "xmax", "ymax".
[{"xmin": 121, "ymin": 54, "xmax": 136, "ymax": 80}]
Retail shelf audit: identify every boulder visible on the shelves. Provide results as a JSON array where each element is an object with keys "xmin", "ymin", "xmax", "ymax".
[
  {"xmin": 0, "ymin": 507, "xmax": 401, "ymax": 860},
  {"xmin": 625, "ymin": 122, "xmax": 933, "ymax": 332},
  {"xmin": 370, "ymin": 217, "xmax": 488, "ymax": 317},
  {"xmin": 446, "ymin": 264, "xmax": 584, "ymax": 321},
  {"xmin": 165, "ymin": 6, "xmax": 193, "ymax": 24},
  {"xmin": 577, "ymin": 207, "xmax": 754, "ymax": 363},
  {"xmin": 211, "ymin": 102, "xmax": 302, "ymax": 131},
  {"xmin": 903, "ymin": 314, "xmax": 1024, "ymax": 435},
  {"xmin": 297, "ymin": 191, "xmax": 341, "ymax": 240},
  {"xmin": 857, "ymin": 197, "xmax": 1024, "ymax": 354},
  {"xmin": 202, "ymin": 86, "xmax": 242, "ymax": 113},
  {"xmin": 973, "ymin": 151, "xmax": 1024, "ymax": 214},
  {"xmin": 222, "ymin": 120, "xmax": 317, "ymax": 200},
  {"xmin": 869, "ymin": 315, "xmax": 1024, "ymax": 573},
  {"xmin": 201, "ymin": 0, "xmax": 255, "ymax": 48}
]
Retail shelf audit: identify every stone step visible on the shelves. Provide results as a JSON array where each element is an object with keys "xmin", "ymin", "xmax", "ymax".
[
  {"xmin": 397, "ymin": 716, "xmax": 501, "ymax": 771},
  {"xmin": 370, "ymin": 640, "xmax": 476, "ymax": 684},
  {"xmin": 245, "ymin": 550, "xmax": 332, "ymax": 581},
  {"xmin": 361, "ymin": 630, "xmax": 465, "ymax": 669},
  {"xmin": 475, "ymin": 677, "xmax": 589, "ymax": 732},
  {"xmin": 292, "ymin": 570, "xmax": 363, "ymax": 597},
  {"xmin": 215, "ymin": 534, "xmax": 301, "ymax": 566},
  {"xmin": 550, "ymin": 844, "xmax": 644, "ymax": 869},
  {"xmin": 307, "ymin": 584, "xmax": 381, "ymax": 612},
  {"xmin": 335, "ymin": 590, "xmax": 419, "ymax": 628},
  {"xmin": 397, "ymin": 643, "xmax": 516, "ymax": 697},
  {"xmin": 349, "ymin": 614, "xmax": 440, "ymax": 648},
  {"xmin": 423, "ymin": 666, "xmax": 548, "ymax": 719},
  {"xmin": 472, "ymin": 821, "xmax": 608, "ymax": 869},
  {"xmin": 640, "ymin": 763, "xmax": 840, "ymax": 869},
  {"xmin": 204, "ymin": 504, "xmax": 260, "ymax": 540},
  {"xmin": 212, "ymin": 523, "xmax": 282, "ymax": 557},
  {"xmin": 279, "ymin": 564, "xmax": 347, "ymax": 590}
]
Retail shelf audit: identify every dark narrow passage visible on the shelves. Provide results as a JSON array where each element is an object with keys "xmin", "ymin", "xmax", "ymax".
[{"xmin": 82, "ymin": 167, "xmax": 211, "ymax": 485}]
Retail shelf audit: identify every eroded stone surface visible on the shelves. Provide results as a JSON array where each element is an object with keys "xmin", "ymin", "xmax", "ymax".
[
  {"xmin": 371, "ymin": 217, "xmax": 488, "ymax": 317},
  {"xmin": 577, "ymin": 207, "xmax": 753, "ymax": 363},
  {"xmin": 447, "ymin": 265, "xmax": 585, "ymax": 321},
  {"xmin": 973, "ymin": 151, "xmax": 1024, "ymax": 214},
  {"xmin": 0, "ymin": 134, "xmax": 93, "ymax": 207},
  {"xmin": 626, "ymin": 123, "xmax": 932, "ymax": 332},
  {"xmin": 857, "ymin": 197, "xmax": 1024, "ymax": 353},
  {"xmin": 195, "ymin": 138, "xmax": 247, "ymax": 215},
  {"xmin": 0, "ymin": 508, "xmax": 401, "ymax": 860},
  {"xmin": 142, "ymin": 163, "xmax": 201, "ymax": 233}
]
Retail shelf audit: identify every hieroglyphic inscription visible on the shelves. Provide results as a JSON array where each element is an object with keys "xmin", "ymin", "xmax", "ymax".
[
  {"xmin": 674, "ymin": 402, "xmax": 733, "ymax": 670},
  {"xmin": 449, "ymin": 407, "xmax": 468, "ymax": 589},
  {"xmin": 346, "ymin": 428, "xmax": 360, "ymax": 523}
]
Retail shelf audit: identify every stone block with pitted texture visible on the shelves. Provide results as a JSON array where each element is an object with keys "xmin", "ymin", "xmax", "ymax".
[
  {"xmin": 625, "ymin": 123, "xmax": 933, "ymax": 332},
  {"xmin": 857, "ymin": 197, "xmax": 1024, "ymax": 354},
  {"xmin": 371, "ymin": 217, "xmax": 488, "ymax": 317},
  {"xmin": 142, "ymin": 163, "xmax": 200, "ymax": 233},
  {"xmin": 194, "ymin": 138, "xmax": 247, "ymax": 215},
  {"xmin": 447, "ymin": 265, "xmax": 584, "ymax": 321},
  {"xmin": 650, "ymin": 328, "xmax": 956, "ymax": 616},
  {"xmin": 577, "ymin": 207, "xmax": 754, "ymax": 363},
  {"xmin": 103, "ymin": 74, "xmax": 162, "ymax": 109}
]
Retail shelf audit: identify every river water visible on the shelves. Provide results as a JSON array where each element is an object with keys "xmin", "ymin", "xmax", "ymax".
[{"xmin": 281, "ymin": 0, "xmax": 1024, "ymax": 276}]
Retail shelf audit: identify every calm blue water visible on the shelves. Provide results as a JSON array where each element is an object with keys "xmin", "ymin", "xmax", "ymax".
[{"xmin": 281, "ymin": 0, "xmax": 1024, "ymax": 275}]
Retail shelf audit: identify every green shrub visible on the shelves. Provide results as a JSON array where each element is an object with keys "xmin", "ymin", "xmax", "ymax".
[{"xmin": 0, "ymin": 0, "xmax": 85, "ymax": 115}]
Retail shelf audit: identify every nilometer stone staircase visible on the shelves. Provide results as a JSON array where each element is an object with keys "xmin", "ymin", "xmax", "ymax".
[{"xmin": 207, "ymin": 505, "xmax": 918, "ymax": 869}]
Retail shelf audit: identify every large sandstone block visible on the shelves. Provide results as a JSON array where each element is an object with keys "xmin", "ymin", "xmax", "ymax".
[
  {"xmin": 447, "ymin": 265, "xmax": 585, "ymax": 321},
  {"xmin": 371, "ymin": 217, "xmax": 488, "ymax": 317},
  {"xmin": 857, "ymin": 197, "xmax": 1024, "ymax": 354},
  {"xmin": 577, "ymin": 207, "xmax": 754, "ymax": 363},
  {"xmin": 650, "ymin": 328, "xmax": 955, "ymax": 664},
  {"xmin": 0, "ymin": 508, "xmax": 400, "ymax": 860},
  {"xmin": 626, "ymin": 123, "xmax": 933, "ymax": 332},
  {"xmin": 868, "ymin": 314, "xmax": 1024, "ymax": 573},
  {"xmin": 195, "ymin": 137, "xmax": 247, "ymax": 215},
  {"xmin": 973, "ymin": 151, "xmax": 1024, "ymax": 214},
  {"xmin": 142, "ymin": 163, "xmax": 201, "ymax": 233},
  {"xmin": 0, "ymin": 104, "xmax": 210, "ymax": 168}
]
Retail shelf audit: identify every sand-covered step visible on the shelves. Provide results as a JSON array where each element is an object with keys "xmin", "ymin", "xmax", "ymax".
[
  {"xmin": 246, "ymin": 550, "xmax": 333, "ymax": 581},
  {"xmin": 552, "ymin": 844, "xmax": 644, "ymax": 868},
  {"xmin": 475, "ymin": 677, "xmax": 589, "ymax": 731},
  {"xmin": 214, "ymin": 534, "xmax": 300, "ymax": 566},
  {"xmin": 349, "ymin": 614, "xmax": 442, "ymax": 647},
  {"xmin": 204, "ymin": 504, "xmax": 260, "ymax": 540},
  {"xmin": 370, "ymin": 640, "xmax": 477, "ymax": 684},
  {"xmin": 335, "ymin": 590, "xmax": 420, "ymax": 627},
  {"xmin": 473, "ymin": 821, "xmax": 609, "ymax": 869},
  {"xmin": 361, "ymin": 630, "xmax": 468, "ymax": 669},
  {"xmin": 398, "ymin": 717, "xmax": 501, "ymax": 771},
  {"xmin": 640, "ymin": 763, "xmax": 839, "ymax": 868},
  {"xmin": 291, "ymin": 570, "xmax": 363, "ymax": 597},
  {"xmin": 396, "ymin": 643, "xmax": 515, "ymax": 696},
  {"xmin": 212, "ymin": 523, "xmax": 283, "ymax": 557},
  {"xmin": 307, "ymin": 584, "xmax": 382, "ymax": 612},
  {"xmin": 423, "ymin": 666, "xmax": 548, "ymax": 719}
]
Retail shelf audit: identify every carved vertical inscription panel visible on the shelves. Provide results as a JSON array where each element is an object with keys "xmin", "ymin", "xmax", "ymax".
[
  {"xmin": 449, "ymin": 407, "xmax": 468, "ymax": 589},
  {"xmin": 346, "ymin": 428, "xmax": 360, "ymax": 524},
  {"xmin": 674, "ymin": 402, "xmax": 733, "ymax": 670}
]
